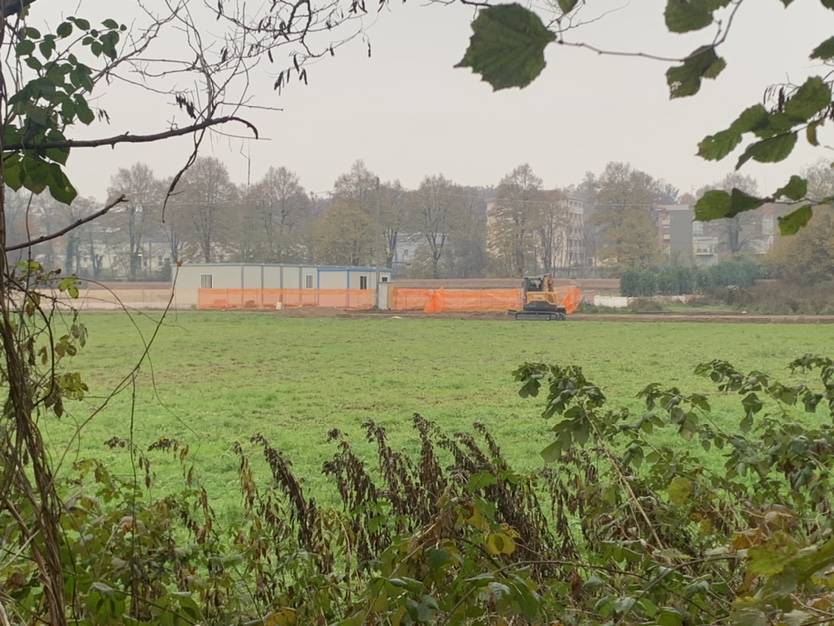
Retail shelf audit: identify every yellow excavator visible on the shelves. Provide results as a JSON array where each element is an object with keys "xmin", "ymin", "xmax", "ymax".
[{"xmin": 510, "ymin": 275, "xmax": 573, "ymax": 321}]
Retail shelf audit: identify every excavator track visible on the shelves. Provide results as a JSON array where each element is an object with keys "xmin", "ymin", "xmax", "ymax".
[{"xmin": 511, "ymin": 310, "xmax": 567, "ymax": 321}]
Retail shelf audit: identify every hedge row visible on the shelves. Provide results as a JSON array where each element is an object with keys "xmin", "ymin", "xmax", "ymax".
[{"xmin": 620, "ymin": 259, "xmax": 761, "ymax": 297}]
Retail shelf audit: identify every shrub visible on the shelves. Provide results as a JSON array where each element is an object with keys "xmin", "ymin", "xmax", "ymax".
[
  {"xmin": 620, "ymin": 258, "xmax": 762, "ymax": 297},
  {"xmin": 619, "ymin": 270, "xmax": 640, "ymax": 297},
  {"xmin": 628, "ymin": 297, "xmax": 665, "ymax": 312}
]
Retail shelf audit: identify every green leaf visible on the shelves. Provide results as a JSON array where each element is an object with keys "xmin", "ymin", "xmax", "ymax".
[
  {"xmin": 71, "ymin": 17, "xmax": 92, "ymax": 30},
  {"xmin": 39, "ymin": 39, "xmax": 55, "ymax": 59},
  {"xmin": 56, "ymin": 22, "xmax": 73, "ymax": 38},
  {"xmin": 821, "ymin": 0, "xmax": 834, "ymax": 9},
  {"xmin": 749, "ymin": 534, "xmax": 798, "ymax": 575},
  {"xmin": 807, "ymin": 121, "xmax": 820, "ymax": 146},
  {"xmin": 698, "ymin": 104, "xmax": 769, "ymax": 160},
  {"xmin": 90, "ymin": 581, "xmax": 116, "ymax": 596},
  {"xmin": 731, "ymin": 104, "xmax": 771, "ymax": 133},
  {"xmin": 778, "ymin": 205, "xmax": 813, "ymax": 235},
  {"xmin": 774, "ymin": 175, "xmax": 807, "ymax": 201},
  {"xmin": 540, "ymin": 440, "xmax": 562, "ymax": 463},
  {"xmin": 456, "ymin": 3, "xmax": 556, "ymax": 91},
  {"xmin": 4, "ymin": 156, "xmax": 23, "ymax": 190},
  {"xmin": 657, "ymin": 608, "xmax": 684, "ymax": 626},
  {"xmin": 733, "ymin": 608, "xmax": 768, "ymax": 626},
  {"xmin": 557, "ymin": 0, "xmax": 578, "ymax": 12},
  {"xmin": 102, "ymin": 18, "xmax": 119, "ymax": 29},
  {"xmin": 736, "ymin": 132, "xmax": 797, "ymax": 169},
  {"xmin": 45, "ymin": 130, "xmax": 70, "ymax": 165},
  {"xmin": 15, "ymin": 40, "xmax": 35, "ymax": 56},
  {"xmin": 46, "ymin": 164, "xmax": 77, "ymax": 204},
  {"xmin": 811, "ymin": 36, "xmax": 834, "ymax": 59},
  {"xmin": 60, "ymin": 98, "xmax": 76, "ymax": 121},
  {"xmin": 665, "ymin": 0, "xmax": 712, "ymax": 32},
  {"xmin": 74, "ymin": 95, "xmax": 95, "ymax": 125},
  {"xmin": 698, "ymin": 130, "xmax": 740, "ymax": 162},
  {"xmin": 665, "ymin": 0, "xmax": 731, "ymax": 32},
  {"xmin": 784, "ymin": 76, "xmax": 831, "ymax": 122},
  {"xmin": 666, "ymin": 45, "xmax": 725, "ymax": 98},
  {"xmin": 21, "ymin": 156, "xmax": 50, "ymax": 194},
  {"xmin": 614, "ymin": 596, "xmax": 636, "ymax": 615},
  {"xmin": 667, "ymin": 476, "xmax": 693, "ymax": 505},
  {"xmin": 46, "ymin": 147, "xmax": 70, "ymax": 166},
  {"xmin": 694, "ymin": 188, "xmax": 765, "ymax": 221}
]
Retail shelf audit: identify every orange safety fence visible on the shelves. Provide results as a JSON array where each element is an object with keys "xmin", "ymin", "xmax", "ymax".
[
  {"xmin": 559, "ymin": 286, "xmax": 582, "ymax": 315},
  {"xmin": 391, "ymin": 288, "xmax": 522, "ymax": 312},
  {"xmin": 391, "ymin": 286, "xmax": 583, "ymax": 314},
  {"xmin": 198, "ymin": 288, "xmax": 376, "ymax": 310}
]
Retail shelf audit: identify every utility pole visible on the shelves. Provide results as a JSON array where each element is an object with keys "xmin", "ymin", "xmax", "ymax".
[
  {"xmin": 376, "ymin": 177, "xmax": 381, "ymax": 265},
  {"xmin": 240, "ymin": 145, "xmax": 252, "ymax": 262}
]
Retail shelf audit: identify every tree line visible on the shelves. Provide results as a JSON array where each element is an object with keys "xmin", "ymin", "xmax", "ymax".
[{"xmin": 7, "ymin": 158, "xmax": 832, "ymax": 282}]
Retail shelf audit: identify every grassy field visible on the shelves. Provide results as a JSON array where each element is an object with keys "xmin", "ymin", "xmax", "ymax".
[{"xmin": 42, "ymin": 312, "xmax": 833, "ymax": 518}]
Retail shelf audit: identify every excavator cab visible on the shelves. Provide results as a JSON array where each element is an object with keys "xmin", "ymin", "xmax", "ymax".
[{"xmin": 512, "ymin": 274, "xmax": 568, "ymax": 321}]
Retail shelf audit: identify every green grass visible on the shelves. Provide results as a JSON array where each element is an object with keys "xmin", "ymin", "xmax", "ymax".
[{"xmin": 42, "ymin": 312, "xmax": 833, "ymax": 518}]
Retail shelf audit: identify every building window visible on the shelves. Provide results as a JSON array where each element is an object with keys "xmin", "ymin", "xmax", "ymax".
[
  {"xmin": 305, "ymin": 275, "xmax": 314, "ymax": 289},
  {"xmin": 693, "ymin": 222, "xmax": 704, "ymax": 236},
  {"xmin": 381, "ymin": 276, "xmax": 389, "ymax": 283},
  {"xmin": 200, "ymin": 274, "xmax": 213, "ymax": 288},
  {"xmin": 359, "ymin": 276, "xmax": 368, "ymax": 290}
]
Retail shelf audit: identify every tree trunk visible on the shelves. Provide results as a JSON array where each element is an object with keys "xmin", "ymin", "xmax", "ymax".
[
  {"xmin": 728, "ymin": 217, "xmax": 742, "ymax": 254},
  {"xmin": 385, "ymin": 229, "xmax": 397, "ymax": 268}
]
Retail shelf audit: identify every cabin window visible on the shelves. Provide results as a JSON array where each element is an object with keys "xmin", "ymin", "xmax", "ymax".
[
  {"xmin": 200, "ymin": 274, "xmax": 213, "ymax": 288},
  {"xmin": 359, "ymin": 276, "xmax": 368, "ymax": 290}
]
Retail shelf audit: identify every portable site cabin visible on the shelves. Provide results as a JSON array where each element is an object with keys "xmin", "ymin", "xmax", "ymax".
[{"xmin": 174, "ymin": 263, "xmax": 392, "ymax": 310}]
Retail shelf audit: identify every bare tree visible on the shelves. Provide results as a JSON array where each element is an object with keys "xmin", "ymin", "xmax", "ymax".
[
  {"xmin": 314, "ymin": 198, "xmax": 374, "ymax": 265},
  {"xmin": 378, "ymin": 181, "xmax": 407, "ymax": 267},
  {"xmin": 171, "ymin": 157, "xmax": 238, "ymax": 263},
  {"xmin": 490, "ymin": 164, "xmax": 543, "ymax": 277},
  {"xmin": 535, "ymin": 189, "xmax": 570, "ymax": 274},
  {"xmin": 333, "ymin": 160, "xmax": 379, "ymax": 213},
  {"xmin": 108, "ymin": 164, "xmax": 163, "ymax": 280},
  {"xmin": 250, "ymin": 166, "xmax": 311, "ymax": 262},
  {"xmin": 591, "ymin": 162, "xmax": 665, "ymax": 271},
  {"xmin": 414, "ymin": 175, "xmax": 458, "ymax": 279}
]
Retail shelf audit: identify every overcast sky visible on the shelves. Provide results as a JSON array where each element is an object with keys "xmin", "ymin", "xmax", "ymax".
[{"xmin": 56, "ymin": 0, "xmax": 834, "ymax": 200}]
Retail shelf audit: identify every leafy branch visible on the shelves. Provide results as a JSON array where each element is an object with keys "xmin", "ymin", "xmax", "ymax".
[{"xmin": 455, "ymin": 0, "xmax": 834, "ymax": 234}]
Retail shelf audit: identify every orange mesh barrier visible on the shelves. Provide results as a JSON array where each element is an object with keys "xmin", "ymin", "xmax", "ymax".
[
  {"xmin": 559, "ymin": 286, "xmax": 582, "ymax": 315},
  {"xmin": 392, "ymin": 288, "xmax": 523, "ymax": 312},
  {"xmin": 391, "ymin": 287, "xmax": 583, "ymax": 314},
  {"xmin": 198, "ymin": 288, "xmax": 376, "ymax": 310}
]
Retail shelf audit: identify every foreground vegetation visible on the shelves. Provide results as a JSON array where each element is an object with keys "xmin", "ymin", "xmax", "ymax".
[{"xmin": 14, "ymin": 318, "xmax": 834, "ymax": 623}]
